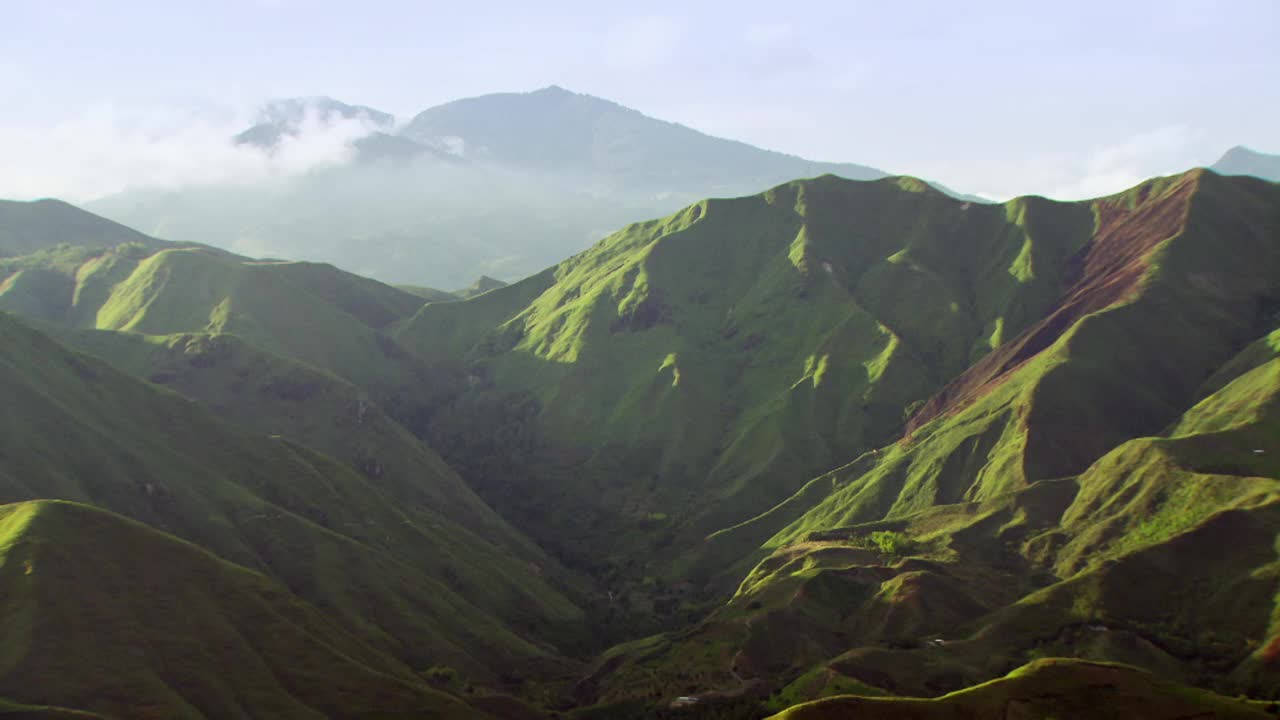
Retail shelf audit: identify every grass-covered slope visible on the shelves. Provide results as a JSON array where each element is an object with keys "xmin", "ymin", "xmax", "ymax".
[
  {"xmin": 0, "ymin": 199, "xmax": 166, "ymax": 258},
  {"xmin": 0, "ymin": 242, "xmax": 439, "ymax": 404},
  {"xmin": 396, "ymin": 170, "xmax": 1279, "ymax": 591},
  {"xmin": 396, "ymin": 175, "xmax": 1096, "ymax": 572},
  {"xmin": 0, "ymin": 500, "xmax": 486, "ymax": 720},
  {"xmin": 584, "ymin": 303, "xmax": 1280, "ymax": 708},
  {"xmin": 767, "ymin": 659, "xmax": 1270, "ymax": 720},
  {"xmin": 0, "ymin": 311, "xmax": 581, "ymax": 681}
]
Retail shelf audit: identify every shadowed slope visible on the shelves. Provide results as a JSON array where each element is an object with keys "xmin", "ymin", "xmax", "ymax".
[
  {"xmin": 0, "ymin": 311, "xmax": 581, "ymax": 680},
  {"xmin": 396, "ymin": 176, "xmax": 1093, "ymax": 576},
  {"xmin": 0, "ymin": 500, "xmax": 485, "ymax": 720}
]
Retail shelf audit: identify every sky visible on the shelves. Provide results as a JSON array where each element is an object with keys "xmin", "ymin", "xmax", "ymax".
[{"xmin": 1, "ymin": 0, "xmax": 1277, "ymax": 201}]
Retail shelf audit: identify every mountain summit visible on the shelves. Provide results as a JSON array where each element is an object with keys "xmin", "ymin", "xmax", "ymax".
[
  {"xmin": 88, "ymin": 87, "xmax": 912, "ymax": 286},
  {"xmin": 400, "ymin": 86, "xmax": 885, "ymax": 189}
]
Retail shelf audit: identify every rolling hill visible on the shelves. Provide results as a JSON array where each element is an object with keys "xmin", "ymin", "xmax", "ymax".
[
  {"xmin": 0, "ymin": 308, "xmax": 584, "ymax": 687},
  {"xmin": 766, "ymin": 659, "xmax": 1271, "ymax": 720},
  {"xmin": 0, "ymin": 500, "xmax": 485, "ymax": 719},
  {"xmin": 554, "ymin": 169, "xmax": 1280, "ymax": 707},
  {"xmin": 385, "ymin": 168, "xmax": 1280, "ymax": 708},
  {"xmin": 6, "ymin": 164, "xmax": 1280, "ymax": 717}
]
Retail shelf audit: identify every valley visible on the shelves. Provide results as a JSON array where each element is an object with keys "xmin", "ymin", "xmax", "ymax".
[{"xmin": 2, "ymin": 164, "xmax": 1280, "ymax": 717}]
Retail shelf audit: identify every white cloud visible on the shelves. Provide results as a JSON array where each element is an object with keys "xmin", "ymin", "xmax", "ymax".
[
  {"xmin": 926, "ymin": 125, "xmax": 1215, "ymax": 202},
  {"xmin": 0, "ymin": 102, "xmax": 376, "ymax": 202}
]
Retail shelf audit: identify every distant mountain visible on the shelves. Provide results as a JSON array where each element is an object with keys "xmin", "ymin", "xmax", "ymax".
[
  {"xmin": 88, "ymin": 87, "xmax": 974, "ymax": 287},
  {"xmin": 234, "ymin": 95, "xmax": 395, "ymax": 148},
  {"xmin": 401, "ymin": 85, "xmax": 885, "ymax": 192},
  {"xmin": 1212, "ymin": 145, "xmax": 1280, "ymax": 181}
]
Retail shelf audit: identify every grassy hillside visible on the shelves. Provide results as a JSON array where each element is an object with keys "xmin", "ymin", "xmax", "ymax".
[
  {"xmin": 579, "ymin": 193, "xmax": 1280, "ymax": 708},
  {"xmin": 0, "ymin": 241, "xmax": 444, "ymax": 412},
  {"xmin": 0, "ymin": 500, "xmax": 486, "ymax": 720},
  {"xmin": 0, "ymin": 199, "xmax": 166, "ymax": 258},
  {"xmin": 393, "ymin": 171, "xmax": 1273, "ymax": 590},
  {"xmin": 0, "ymin": 311, "xmax": 582, "ymax": 681},
  {"xmin": 767, "ymin": 659, "xmax": 1270, "ymax": 720}
]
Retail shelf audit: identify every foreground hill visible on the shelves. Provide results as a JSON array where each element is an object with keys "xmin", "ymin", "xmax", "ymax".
[
  {"xmin": 0, "ymin": 500, "xmax": 484, "ymax": 719},
  {"xmin": 767, "ymin": 659, "xmax": 1270, "ymax": 720},
  {"xmin": 0, "ymin": 310, "xmax": 583, "ymax": 683}
]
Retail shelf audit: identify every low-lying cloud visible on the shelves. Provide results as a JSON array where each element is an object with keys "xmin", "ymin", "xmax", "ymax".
[
  {"xmin": 0, "ymin": 103, "xmax": 377, "ymax": 203},
  {"xmin": 950, "ymin": 125, "xmax": 1216, "ymax": 202}
]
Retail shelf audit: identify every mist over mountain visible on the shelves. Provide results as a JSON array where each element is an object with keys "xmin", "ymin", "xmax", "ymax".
[
  {"xmin": 87, "ymin": 87, "xmax": 912, "ymax": 288},
  {"xmin": 5, "ymin": 162, "xmax": 1280, "ymax": 718}
]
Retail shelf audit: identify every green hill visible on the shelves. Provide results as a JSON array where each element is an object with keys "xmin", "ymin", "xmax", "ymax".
[
  {"xmin": 7, "ymin": 166, "xmax": 1280, "ymax": 717},
  {"xmin": 0, "ymin": 499, "xmax": 486, "ymax": 719},
  {"xmin": 0, "ymin": 199, "xmax": 166, "ymax": 258},
  {"xmin": 0, "ymin": 310, "xmax": 582, "ymax": 681},
  {"xmin": 767, "ymin": 659, "xmax": 1269, "ymax": 720},
  {"xmin": 572, "ymin": 170, "xmax": 1280, "ymax": 707},
  {"xmin": 394, "ymin": 172, "xmax": 1238, "ymax": 582},
  {"xmin": 0, "ymin": 240, "xmax": 441, "ymax": 407}
]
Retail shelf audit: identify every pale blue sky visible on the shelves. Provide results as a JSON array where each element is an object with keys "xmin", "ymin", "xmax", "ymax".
[{"xmin": 2, "ymin": 0, "xmax": 1277, "ymax": 200}]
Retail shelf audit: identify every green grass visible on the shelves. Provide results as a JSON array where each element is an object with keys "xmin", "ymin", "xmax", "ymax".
[
  {"xmin": 393, "ymin": 175, "xmax": 1101, "ymax": 579},
  {"xmin": 579, "ymin": 171, "xmax": 1280, "ymax": 705},
  {"xmin": 767, "ymin": 658, "xmax": 1271, "ymax": 719},
  {"xmin": 0, "ymin": 500, "xmax": 487, "ymax": 719},
  {"xmin": 0, "ymin": 311, "xmax": 582, "ymax": 684}
]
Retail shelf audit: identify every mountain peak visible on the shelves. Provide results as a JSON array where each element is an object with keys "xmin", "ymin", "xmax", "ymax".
[
  {"xmin": 1210, "ymin": 145, "xmax": 1280, "ymax": 181},
  {"xmin": 532, "ymin": 84, "xmax": 574, "ymax": 96}
]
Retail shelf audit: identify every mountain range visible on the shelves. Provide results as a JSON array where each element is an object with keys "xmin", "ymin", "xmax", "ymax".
[
  {"xmin": 85, "ymin": 87, "xmax": 980, "ymax": 290},
  {"xmin": 2, "ymin": 159, "xmax": 1280, "ymax": 718}
]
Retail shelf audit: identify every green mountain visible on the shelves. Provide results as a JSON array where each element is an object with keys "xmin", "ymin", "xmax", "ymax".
[
  {"xmin": 7, "ymin": 166, "xmax": 1280, "ymax": 717},
  {"xmin": 0, "ymin": 199, "xmax": 167, "ymax": 257},
  {"xmin": 390, "ymin": 175, "xmax": 1095, "ymax": 573},
  {"xmin": 0, "ymin": 308, "xmax": 583, "ymax": 687},
  {"xmin": 550, "ymin": 170, "xmax": 1280, "ymax": 707},
  {"xmin": 387, "ymin": 169, "xmax": 1280, "ymax": 709},
  {"xmin": 0, "ymin": 500, "xmax": 484, "ymax": 719},
  {"xmin": 0, "ymin": 226, "xmax": 438, "ymax": 403},
  {"xmin": 1212, "ymin": 146, "xmax": 1280, "ymax": 182}
]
